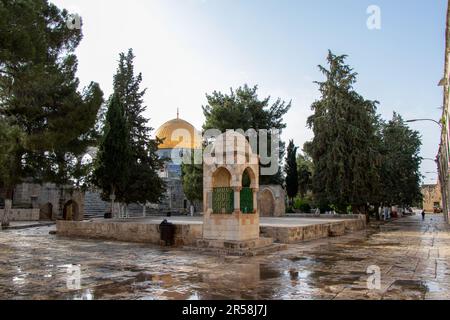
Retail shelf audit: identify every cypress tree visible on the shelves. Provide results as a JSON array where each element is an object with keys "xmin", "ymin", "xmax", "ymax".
[
  {"xmin": 92, "ymin": 95, "xmax": 132, "ymax": 210},
  {"xmin": 285, "ymin": 140, "xmax": 299, "ymax": 205},
  {"xmin": 111, "ymin": 49, "xmax": 165, "ymax": 204},
  {"xmin": 305, "ymin": 51, "xmax": 380, "ymax": 214}
]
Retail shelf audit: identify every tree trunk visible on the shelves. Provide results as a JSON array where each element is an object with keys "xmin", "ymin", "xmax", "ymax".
[
  {"xmin": 364, "ymin": 205, "xmax": 370, "ymax": 224},
  {"xmin": 1, "ymin": 188, "xmax": 13, "ymax": 228},
  {"xmin": 1, "ymin": 199, "xmax": 12, "ymax": 228},
  {"xmin": 374, "ymin": 205, "xmax": 380, "ymax": 221},
  {"xmin": 110, "ymin": 185, "xmax": 116, "ymax": 219}
]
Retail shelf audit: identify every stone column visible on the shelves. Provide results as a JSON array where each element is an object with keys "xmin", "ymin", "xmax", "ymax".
[
  {"xmin": 252, "ymin": 188, "xmax": 258, "ymax": 214},
  {"xmin": 205, "ymin": 189, "xmax": 213, "ymax": 215},
  {"xmin": 234, "ymin": 187, "xmax": 242, "ymax": 213}
]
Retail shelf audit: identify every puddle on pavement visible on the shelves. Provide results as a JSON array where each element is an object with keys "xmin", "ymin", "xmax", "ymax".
[
  {"xmin": 287, "ymin": 256, "xmax": 308, "ymax": 262},
  {"xmin": 69, "ymin": 272, "xmax": 176, "ymax": 300},
  {"xmin": 2, "ymin": 218, "xmax": 449, "ymax": 300},
  {"xmin": 385, "ymin": 280, "xmax": 429, "ymax": 299},
  {"xmin": 259, "ymin": 265, "xmax": 283, "ymax": 280}
]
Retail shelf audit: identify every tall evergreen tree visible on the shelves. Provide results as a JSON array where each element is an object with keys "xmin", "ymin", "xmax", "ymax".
[
  {"xmin": 202, "ymin": 85, "xmax": 291, "ymax": 185},
  {"xmin": 92, "ymin": 95, "xmax": 132, "ymax": 211},
  {"xmin": 0, "ymin": 119, "xmax": 23, "ymax": 226},
  {"xmin": 380, "ymin": 113, "xmax": 422, "ymax": 207},
  {"xmin": 111, "ymin": 49, "xmax": 165, "ymax": 204},
  {"xmin": 285, "ymin": 140, "xmax": 299, "ymax": 205},
  {"xmin": 305, "ymin": 51, "xmax": 380, "ymax": 214},
  {"xmin": 0, "ymin": 0, "xmax": 103, "ymax": 225}
]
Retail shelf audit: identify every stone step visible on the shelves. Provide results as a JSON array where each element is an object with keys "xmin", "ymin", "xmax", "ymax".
[
  {"xmin": 191, "ymin": 238, "xmax": 287, "ymax": 257},
  {"xmin": 187, "ymin": 243, "xmax": 287, "ymax": 257}
]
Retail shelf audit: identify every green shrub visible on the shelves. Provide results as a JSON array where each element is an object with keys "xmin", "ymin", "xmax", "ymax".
[{"xmin": 294, "ymin": 198, "xmax": 312, "ymax": 213}]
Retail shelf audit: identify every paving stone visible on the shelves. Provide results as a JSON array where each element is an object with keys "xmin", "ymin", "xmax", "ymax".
[{"xmin": 0, "ymin": 215, "xmax": 449, "ymax": 299}]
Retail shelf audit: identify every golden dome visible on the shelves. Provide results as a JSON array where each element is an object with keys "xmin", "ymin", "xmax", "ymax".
[{"xmin": 155, "ymin": 117, "xmax": 202, "ymax": 150}]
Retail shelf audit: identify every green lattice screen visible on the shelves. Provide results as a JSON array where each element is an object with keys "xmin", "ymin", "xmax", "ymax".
[
  {"xmin": 212, "ymin": 187, "xmax": 234, "ymax": 214},
  {"xmin": 240, "ymin": 187, "xmax": 254, "ymax": 214}
]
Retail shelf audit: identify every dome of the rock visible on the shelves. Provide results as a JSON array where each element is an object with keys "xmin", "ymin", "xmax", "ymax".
[{"xmin": 155, "ymin": 117, "xmax": 202, "ymax": 150}]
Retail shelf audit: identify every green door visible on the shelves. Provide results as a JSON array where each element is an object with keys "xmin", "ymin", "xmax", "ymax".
[
  {"xmin": 240, "ymin": 188, "xmax": 254, "ymax": 214},
  {"xmin": 212, "ymin": 187, "xmax": 234, "ymax": 214}
]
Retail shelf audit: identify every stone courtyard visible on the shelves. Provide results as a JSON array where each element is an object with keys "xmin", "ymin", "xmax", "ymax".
[{"xmin": 0, "ymin": 214, "xmax": 449, "ymax": 300}]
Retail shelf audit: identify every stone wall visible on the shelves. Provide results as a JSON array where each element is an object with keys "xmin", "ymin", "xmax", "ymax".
[
  {"xmin": 203, "ymin": 213, "xmax": 260, "ymax": 241},
  {"xmin": 57, "ymin": 218, "xmax": 367, "ymax": 246},
  {"xmin": 260, "ymin": 219, "xmax": 366, "ymax": 244},
  {"xmin": 3, "ymin": 182, "xmax": 85, "ymax": 220},
  {"xmin": 0, "ymin": 208, "xmax": 40, "ymax": 221},
  {"xmin": 56, "ymin": 221, "xmax": 203, "ymax": 246},
  {"xmin": 422, "ymin": 184, "xmax": 443, "ymax": 212}
]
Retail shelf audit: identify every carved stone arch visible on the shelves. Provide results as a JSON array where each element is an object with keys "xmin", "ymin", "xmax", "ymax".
[
  {"xmin": 241, "ymin": 167, "xmax": 257, "ymax": 189},
  {"xmin": 259, "ymin": 188, "xmax": 276, "ymax": 217},
  {"xmin": 212, "ymin": 167, "xmax": 232, "ymax": 188},
  {"xmin": 63, "ymin": 200, "xmax": 80, "ymax": 221}
]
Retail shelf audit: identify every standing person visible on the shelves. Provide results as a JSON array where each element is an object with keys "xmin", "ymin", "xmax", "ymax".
[{"xmin": 421, "ymin": 209, "xmax": 426, "ymax": 221}]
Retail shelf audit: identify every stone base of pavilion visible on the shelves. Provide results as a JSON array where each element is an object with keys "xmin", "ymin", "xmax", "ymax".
[
  {"xmin": 56, "ymin": 215, "xmax": 366, "ymax": 250},
  {"xmin": 191, "ymin": 237, "xmax": 287, "ymax": 257}
]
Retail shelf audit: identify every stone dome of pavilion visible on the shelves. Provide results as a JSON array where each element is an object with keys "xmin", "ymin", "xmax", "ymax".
[{"xmin": 155, "ymin": 115, "xmax": 202, "ymax": 150}]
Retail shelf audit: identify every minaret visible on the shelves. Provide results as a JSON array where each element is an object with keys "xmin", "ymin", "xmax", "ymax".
[{"xmin": 177, "ymin": 108, "xmax": 179, "ymax": 119}]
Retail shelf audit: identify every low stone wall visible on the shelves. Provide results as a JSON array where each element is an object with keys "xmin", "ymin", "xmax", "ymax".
[
  {"xmin": 286, "ymin": 213, "xmax": 366, "ymax": 220},
  {"xmin": 0, "ymin": 208, "xmax": 40, "ymax": 221},
  {"xmin": 56, "ymin": 221, "xmax": 203, "ymax": 246},
  {"xmin": 260, "ymin": 219, "xmax": 366, "ymax": 244},
  {"xmin": 57, "ymin": 217, "xmax": 366, "ymax": 246}
]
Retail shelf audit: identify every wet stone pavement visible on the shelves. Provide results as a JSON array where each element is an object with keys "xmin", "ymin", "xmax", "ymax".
[{"xmin": 0, "ymin": 215, "xmax": 450, "ymax": 300}]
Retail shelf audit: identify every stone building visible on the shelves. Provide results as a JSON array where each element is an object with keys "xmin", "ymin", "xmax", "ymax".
[
  {"xmin": 438, "ymin": 0, "xmax": 450, "ymax": 223},
  {"xmin": 153, "ymin": 113, "xmax": 203, "ymax": 213},
  {"xmin": 0, "ymin": 182, "xmax": 84, "ymax": 221},
  {"xmin": 422, "ymin": 183, "xmax": 443, "ymax": 213}
]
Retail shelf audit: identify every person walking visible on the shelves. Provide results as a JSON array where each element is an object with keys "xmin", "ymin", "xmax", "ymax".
[{"xmin": 421, "ymin": 209, "xmax": 426, "ymax": 221}]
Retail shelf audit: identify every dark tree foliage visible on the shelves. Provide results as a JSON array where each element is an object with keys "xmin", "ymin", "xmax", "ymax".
[
  {"xmin": 0, "ymin": 0, "xmax": 103, "ymax": 192},
  {"xmin": 285, "ymin": 140, "xmax": 299, "ymax": 204},
  {"xmin": 202, "ymin": 84, "xmax": 291, "ymax": 185},
  {"xmin": 181, "ymin": 151, "xmax": 203, "ymax": 206},
  {"xmin": 380, "ymin": 113, "xmax": 423, "ymax": 207},
  {"xmin": 305, "ymin": 51, "xmax": 380, "ymax": 214},
  {"xmin": 92, "ymin": 95, "xmax": 132, "ymax": 202},
  {"xmin": 110, "ymin": 49, "xmax": 165, "ymax": 204},
  {"xmin": 297, "ymin": 153, "xmax": 313, "ymax": 199}
]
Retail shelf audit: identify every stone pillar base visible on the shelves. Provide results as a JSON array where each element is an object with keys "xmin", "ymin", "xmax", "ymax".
[{"xmin": 192, "ymin": 237, "xmax": 287, "ymax": 256}]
